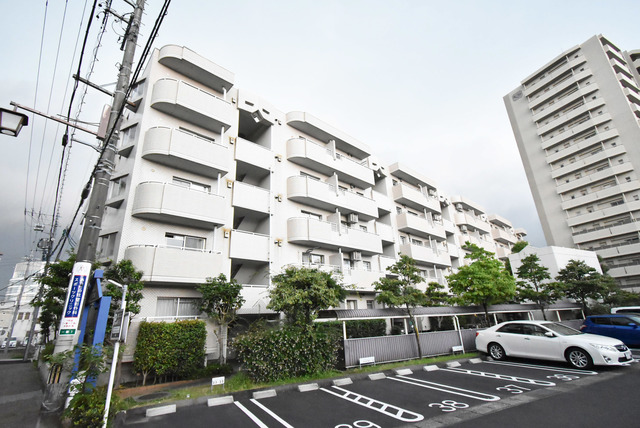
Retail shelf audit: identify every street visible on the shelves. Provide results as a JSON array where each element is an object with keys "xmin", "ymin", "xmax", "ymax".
[{"xmin": 121, "ymin": 356, "xmax": 640, "ymax": 427}]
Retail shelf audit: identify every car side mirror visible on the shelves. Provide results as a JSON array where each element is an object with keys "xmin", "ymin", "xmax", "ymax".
[
  {"xmin": 544, "ymin": 331, "xmax": 555, "ymax": 338},
  {"xmin": 628, "ymin": 323, "xmax": 638, "ymax": 329}
]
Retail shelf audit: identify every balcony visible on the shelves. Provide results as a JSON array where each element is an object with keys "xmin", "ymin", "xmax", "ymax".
[
  {"xmin": 341, "ymin": 268, "xmax": 386, "ymax": 292},
  {"xmin": 556, "ymin": 162, "xmax": 633, "ymax": 195},
  {"xmin": 398, "ymin": 243, "xmax": 451, "ymax": 267},
  {"xmin": 598, "ymin": 242, "xmax": 640, "ymax": 259},
  {"xmin": 287, "ymin": 217, "xmax": 382, "ymax": 254},
  {"xmin": 495, "ymin": 246, "xmax": 510, "ymax": 259},
  {"xmin": 287, "ymin": 175, "xmax": 378, "ymax": 220},
  {"xmin": 286, "ymin": 137, "xmax": 374, "ymax": 188},
  {"xmin": 235, "ymin": 137, "xmax": 273, "ymax": 171},
  {"xmin": 233, "ymin": 181, "xmax": 270, "ymax": 214},
  {"xmin": 545, "ymin": 129, "xmax": 619, "ymax": 164},
  {"xmin": 458, "ymin": 235, "xmax": 496, "ymax": 253},
  {"xmin": 531, "ymin": 84, "xmax": 598, "ymax": 123},
  {"xmin": 541, "ymin": 113, "xmax": 612, "ymax": 150},
  {"xmin": 396, "ymin": 212, "xmax": 446, "ymax": 240},
  {"xmin": 568, "ymin": 200, "xmax": 640, "ymax": 228},
  {"xmin": 372, "ymin": 190, "xmax": 393, "ymax": 214},
  {"xmin": 157, "ymin": 45, "xmax": 234, "ymax": 93},
  {"xmin": 142, "ymin": 127, "xmax": 229, "ymax": 178},
  {"xmin": 151, "ymin": 78, "xmax": 235, "ymax": 132},
  {"xmin": 572, "ymin": 220, "xmax": 640, "ymax": 245},
  {"xmin": 124, "ymin": 245, "xmax": 227, "ymax": 284},
  {"xmin": 608, "ymin": 264, "xmax": 640, "ymax": 279},
  {"xmin": 491, "ymin": 228, "xmax": 517, "ymax": 245},
  {"xmin": 526, "ymin": 69, "xmax": 592, "ymax": 108},
  {"xmin": 561, "ymin": 180, "xmax": 640, "ymax": 210},
  {"xmin": 286, "ymin": 111, "xmax": 370, "ymax": 160},
  {"xmin": 536, "ymin": 99, "xmax": 606, "ymax": 137},
  {"xmin": 391, "ymin": 183, "xmax": 440, "ymax": 213},
  {"xmin": 375, "ymin": 222, "xmax": 395, "ymax": 244},
  {"xmin": 454, "ymin": 212, "xmax": 491, "ymax": 234},
  {"xmin": 524, "ymin": 55, "xmax": 586, "ymax": 101},
  {"xmin": 229, "ymin": 230, "xmax": 269, "ymax": 262},
  {"xmin": 238, "ymin": 285, "xmax": 272, "ymax": 314},
  {"xmin": 131, "ymin": 182, "xmax": 227, "ymax": 229}
]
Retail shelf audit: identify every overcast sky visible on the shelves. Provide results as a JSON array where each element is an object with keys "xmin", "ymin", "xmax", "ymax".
[{"xmin": 0, "ymin": 0, "xmax": 638, "ymax": 289}]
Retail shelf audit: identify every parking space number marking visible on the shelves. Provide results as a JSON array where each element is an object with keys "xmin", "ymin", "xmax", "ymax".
[{"xmin": 428, "ymin": 400, "xmax": 469, "ymax": 412}]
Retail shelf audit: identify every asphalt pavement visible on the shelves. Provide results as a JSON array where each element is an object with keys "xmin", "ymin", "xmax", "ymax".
[{"xmin": 0, "ymin": 359, "xmax": 48, "ymax": 428}]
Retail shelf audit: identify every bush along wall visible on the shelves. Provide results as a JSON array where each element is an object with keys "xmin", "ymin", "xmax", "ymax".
[
  {"xmin": 323, "ymin": 319, "xmax": 387, "ymax": 338},
  {"xmin": 233, "ymin": 325, "xmax": 342, "ymax": 383},
  {"xmin": 133, "ymin": 320, "xmax": 206, "ymax": 385}
]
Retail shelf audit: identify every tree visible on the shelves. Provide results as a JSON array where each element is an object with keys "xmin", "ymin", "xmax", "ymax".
[
  {"xmin": 268, "ymin": 266, "xmax": 346, "ymax": 327},
  {"xmin": 197, "ymin": 274, "xmax": 245, "ymax": 364},
  {"xmin": 515, "ymin": 254, "xmax": 562, "ymax": 320},
  {"xmin": 373, "ymin": 255, "xmax": 434, "ymax": 358},
  {"xmin": 556, "ymin": 260, "xmax": 611, "ymax": 315},
  {"xmin": 447, "ymin": 242, "xmax": 516, "ymax": 325},
  {"xmin": 103, "ymin": 259, "xmax": 145, "ymax": 317},
  {"xmin": 511, "ymin": 241, "xmax": 529, "ymax": 253}
]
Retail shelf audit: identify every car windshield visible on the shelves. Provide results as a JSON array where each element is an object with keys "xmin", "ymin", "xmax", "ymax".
[{"xmin": 540, "ymin": 322, "xmax": 582, "ymax": 336}]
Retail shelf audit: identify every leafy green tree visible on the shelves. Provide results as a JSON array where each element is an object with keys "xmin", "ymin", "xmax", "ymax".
[
  {"xmin": 268, "ymin": 266, "xmax": 346, "ymax": 327},
  {"xmin": 426, "ymin": 281, "xmax": 451, "ymax": 306},
  {"xmin": 103, "ymin": 259, "xmax": 145, "ymax": 316},
  {"xmin": 515, "ymin": 254, "xmax": 562, "ymax": 320},
  {"xmin": 447, "ymin": 242, "xmax": 516, "ymax": 325},
  {"xmin": 197, "ymin": 274, "xmax": 245, "ymax": 364},
  {"xmin": 511, "ymin": 241, "xmax": 529, "ymax": 253},
  {"xmin": 373, "ymin": 255, "xmax": 432, "ymax": 357},
  {"xmin": 556, "ymin": 259, "xmax": 611, "ymax": 315}
]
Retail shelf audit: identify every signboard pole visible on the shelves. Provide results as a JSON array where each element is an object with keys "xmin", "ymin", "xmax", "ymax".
[{"xmin": 53, "ymin": 262, "xmax": 92, "ymax": 355}]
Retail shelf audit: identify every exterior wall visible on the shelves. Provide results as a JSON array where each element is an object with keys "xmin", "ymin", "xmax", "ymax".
[
  {"xmin": 101, "ymin": 45, "xmax": 526, "ymax": 361},
  {"xmin": 509, "ymin": 245, "xmax": 602, "ymax": 282},
  {"xmin": 505, "ymin": 35, "xmax": 640, "ymax": 290}
]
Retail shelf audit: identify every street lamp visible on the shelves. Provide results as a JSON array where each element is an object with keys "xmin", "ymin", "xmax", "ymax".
[
  {"xmin": 103, "ymin": 279, "xmax": 127, "ymax": 428},
  {"xmin": 0, "ymin": 107, "xmax": 29, "ymax": 137}
]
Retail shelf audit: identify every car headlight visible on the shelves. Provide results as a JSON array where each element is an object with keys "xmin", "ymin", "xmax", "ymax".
[{"xmin": 590, "ymin": 343, "xmax": 617, "ymax": 352}]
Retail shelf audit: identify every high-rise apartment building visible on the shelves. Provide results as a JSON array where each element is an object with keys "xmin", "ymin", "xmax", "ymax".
[
  {"xmin": 505, "ymin": 35, "xmax": 640, "ymax": 290},
  {"xmin": 100, "ymin": 45, "xmax": 525, "ymax": 360}
]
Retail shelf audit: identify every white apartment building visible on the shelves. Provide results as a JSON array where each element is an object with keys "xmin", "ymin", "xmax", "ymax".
[
  {"xmin": 0, "ymin": 259, "xmax": 45, "ymax": 346},
  {"xmin": 98, "ymin": 45, "xmax": 524, "ymax": 360},
  {"xmin": 504, "ymin": 35, "xmax": 640, "ymax": 290}
]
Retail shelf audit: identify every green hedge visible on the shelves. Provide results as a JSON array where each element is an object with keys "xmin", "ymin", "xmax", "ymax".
[
  {"xmin": 233, "ymin": 326, "xmax": 341, "ymax": 383},
  {"xmin": 323, "ymin": 319, "xmax": 387, "ymax": 338},
  {"xmin": 133, "ymin": 320, "xmax": 206, "ymax": 384}
]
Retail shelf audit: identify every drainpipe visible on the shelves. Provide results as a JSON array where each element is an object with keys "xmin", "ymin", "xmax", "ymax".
[{"xmin": 342, "ymin": 321, "xmax": 347, "ymax": 340}]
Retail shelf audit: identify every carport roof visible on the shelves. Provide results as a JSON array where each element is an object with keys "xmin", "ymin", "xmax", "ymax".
[{"xmin": 318, "ymin": 302, "xmax": 582, "ymax": 321}]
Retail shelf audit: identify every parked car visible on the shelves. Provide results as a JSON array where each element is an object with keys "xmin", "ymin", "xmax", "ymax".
[
  {"xmin": 611, "ymin": 306, "xmax": 640, "ymax": 315},
  {"xmin": 1, "ymin": 337, "xmax": 17, "ymax": 348},
  {"xmin": 580, "ymin": 314, "xmax": 640, "ymax": 347},
  {"xmin": 475, "ymin": 320, "xmax": 632, "ymax": 369}
]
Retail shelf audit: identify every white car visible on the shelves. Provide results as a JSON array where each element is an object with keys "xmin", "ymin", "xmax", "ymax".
[{"xmin": 475, "ymin": 320, "xmax": 633, "ymax": 369}]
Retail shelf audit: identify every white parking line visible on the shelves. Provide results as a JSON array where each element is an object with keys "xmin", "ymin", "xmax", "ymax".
[
  {"xmin": 234, "ymin": 402, "xmax": 269, "ymax": 428},
  {"xmin": 320, "ymin": 386, "xmax": 424, "ymax": 422},
  {"xmin": 390, "ymin": 376, "xmax": 500, "ymax": 401},
  {"xmin": 484, "ymin": 360, "xmax": 598, "ymax": 375},
  {"xmin": 250, "ymin": 399, "xmax": 294, "ymax": 428},
  {"xmin": 440, "ymin": 367, "xmax": 556, "ymax": 386}
]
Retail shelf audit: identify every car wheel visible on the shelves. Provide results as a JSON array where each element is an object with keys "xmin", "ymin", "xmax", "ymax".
[
  {"xmin": 488, "ymin": 342, "xmax": 507, "ymax": 361},
  {"xmin": 566, "ymin": 347, "xmax": 593, "ymax": 369}
]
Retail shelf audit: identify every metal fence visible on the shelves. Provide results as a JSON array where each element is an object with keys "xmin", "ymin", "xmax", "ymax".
[{"xmin": 344, "ymin": 328, "xmax": 477, "ymax": 368}]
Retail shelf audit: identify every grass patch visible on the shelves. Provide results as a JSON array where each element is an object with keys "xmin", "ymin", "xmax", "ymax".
[{"xmin": 119, "ymin": 352, "xmax": 477, "ymax": 410}]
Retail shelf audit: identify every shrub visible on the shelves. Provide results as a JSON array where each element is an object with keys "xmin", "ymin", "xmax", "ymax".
[
  {"xmin": 133, "ymin": 320, "xmax": 206, "ymax": 385},
  {"xmin": 64, "ymin": 385, "xmax": 121, "ymax": 427},
  {"xmin": 323, "ymin": 319, "xmax": 387, "ymax": 338},
  {"xmin": 233, "ymin": 325, "xmax": 341, "ymax": 383},
  {"xmin": 191, "ymin": 362, "xmax": 233, "ymax": 379}
]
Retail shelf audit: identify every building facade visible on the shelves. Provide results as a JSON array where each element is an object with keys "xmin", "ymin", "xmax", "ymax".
[
  {"xmin": 509, "ymin": 245, "xmax": 602, "ymax": 282},
  {"xmin": 99, "ymin": 45, "xmax": 525, "ymax": 360},
  {"xmin": 504, "ymin": 35, "xmax": 640, "ymax": 290}
]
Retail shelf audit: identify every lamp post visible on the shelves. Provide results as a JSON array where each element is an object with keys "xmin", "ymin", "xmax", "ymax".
[
  {"xmin": 102, "ymin": 279, "xmax": 126, "ymax": 428},
  {"xmin": 0, "ymin": 107, "xmax": 29, "ymax": 136}
]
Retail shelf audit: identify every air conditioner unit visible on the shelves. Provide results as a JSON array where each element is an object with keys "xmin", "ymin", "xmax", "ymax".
[
  {"xmin": 434, "ymin": 214, "xmax": 442, "ymax": 222},
  {"xmin": 350, "ymin": 251, "xmax": 362, "ymax": 261},
  {"xmin": 460, "ymin": 225, "xmax": 468, "ymax": 232},
  {"xmin": 455, "ymin": 203, "xmax": 463, "ymax": 211},
  {"xmin": 347, "ymin": 213, "xmax": 359, "ymax": 224},
  {"xmin": 480, "ymin": 214, "xmax": 487, "ymax": 221}
]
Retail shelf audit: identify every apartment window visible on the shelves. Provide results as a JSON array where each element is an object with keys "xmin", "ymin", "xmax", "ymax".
[
  {"xmin": 24, "ymin": 312, "xmax": 30, "ymax": 320},
  {"xmin": 172, "ymin": 177, "xmax": 210, "ymax": 193},
  {"xmin": 17, "ymin": 312, "xmax": 23, "ymax": 320},
  {"xmin": 301, "ymin": 210, "xmax": 322, "ymax": 221},
  {"xmin": 346, "ymin": 300, "xmax": 358, "ymax": 310},
  {"xmin": 412, "ymin": 239, "xmax": 423, "ymax": 246},
  {"xmin": 165, "ymin": 233, "xmax": 205, "ymax": 250},
  {"xmin": 303, "ymin": 253, "xmax": 324, "ymax": 264},
  {"xmin": 359, "ymin": 225, "xmax": 368, "ymax": 232},
  {"xmin": 119, "ymin": 124, "xmax": 138, "ymax": 147},
  {"xmin": 300, "ymin": 171, "xmax": 320, "ymax": 181},
  {"xmin": 366, "ymin": 300, "xmax": 374, "ymax": 310},
  {"xmin": 400, "ymin": 236, "xmax": 407, "ymax": 244},
  {"xmin": 343, "ymin": 259, "xmax": 355, "ymax": 270},
  {"xmin": 179, "ymin": 126, "xmax": 216, "ymax": 143},
  {"xmin": 156, "ymin": 297, "xmax": 201, "ymax": 317},
  {"xmin": 109, "ymin": 176, "xmax": 127, "ymax": 198},
  {"xmin": 97, "ymin": 233, "xmax": 117, "ymax": 257},
  {"xmin": 363, "ymin": 261, "xmax": 371, "ymax": 271}
]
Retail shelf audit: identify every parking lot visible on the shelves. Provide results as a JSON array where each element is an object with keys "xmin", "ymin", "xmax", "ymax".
[{"xmin": 121, "ymin": 356, "xmax": 639, "ymax": 427}]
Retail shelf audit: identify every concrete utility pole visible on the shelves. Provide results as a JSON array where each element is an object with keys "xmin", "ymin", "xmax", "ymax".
[{"xmin": 53, "ymin": 0, "xmax": 145, "ymax": 356}]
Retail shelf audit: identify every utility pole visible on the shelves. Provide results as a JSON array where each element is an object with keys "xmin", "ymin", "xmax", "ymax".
[
  {"xmin": 44, "ymin": 0, "xmax": 146, "ymax": 414},
  {"xmin": 53, "ymin": 0, "xmax": 145, "ymax": 356}
]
